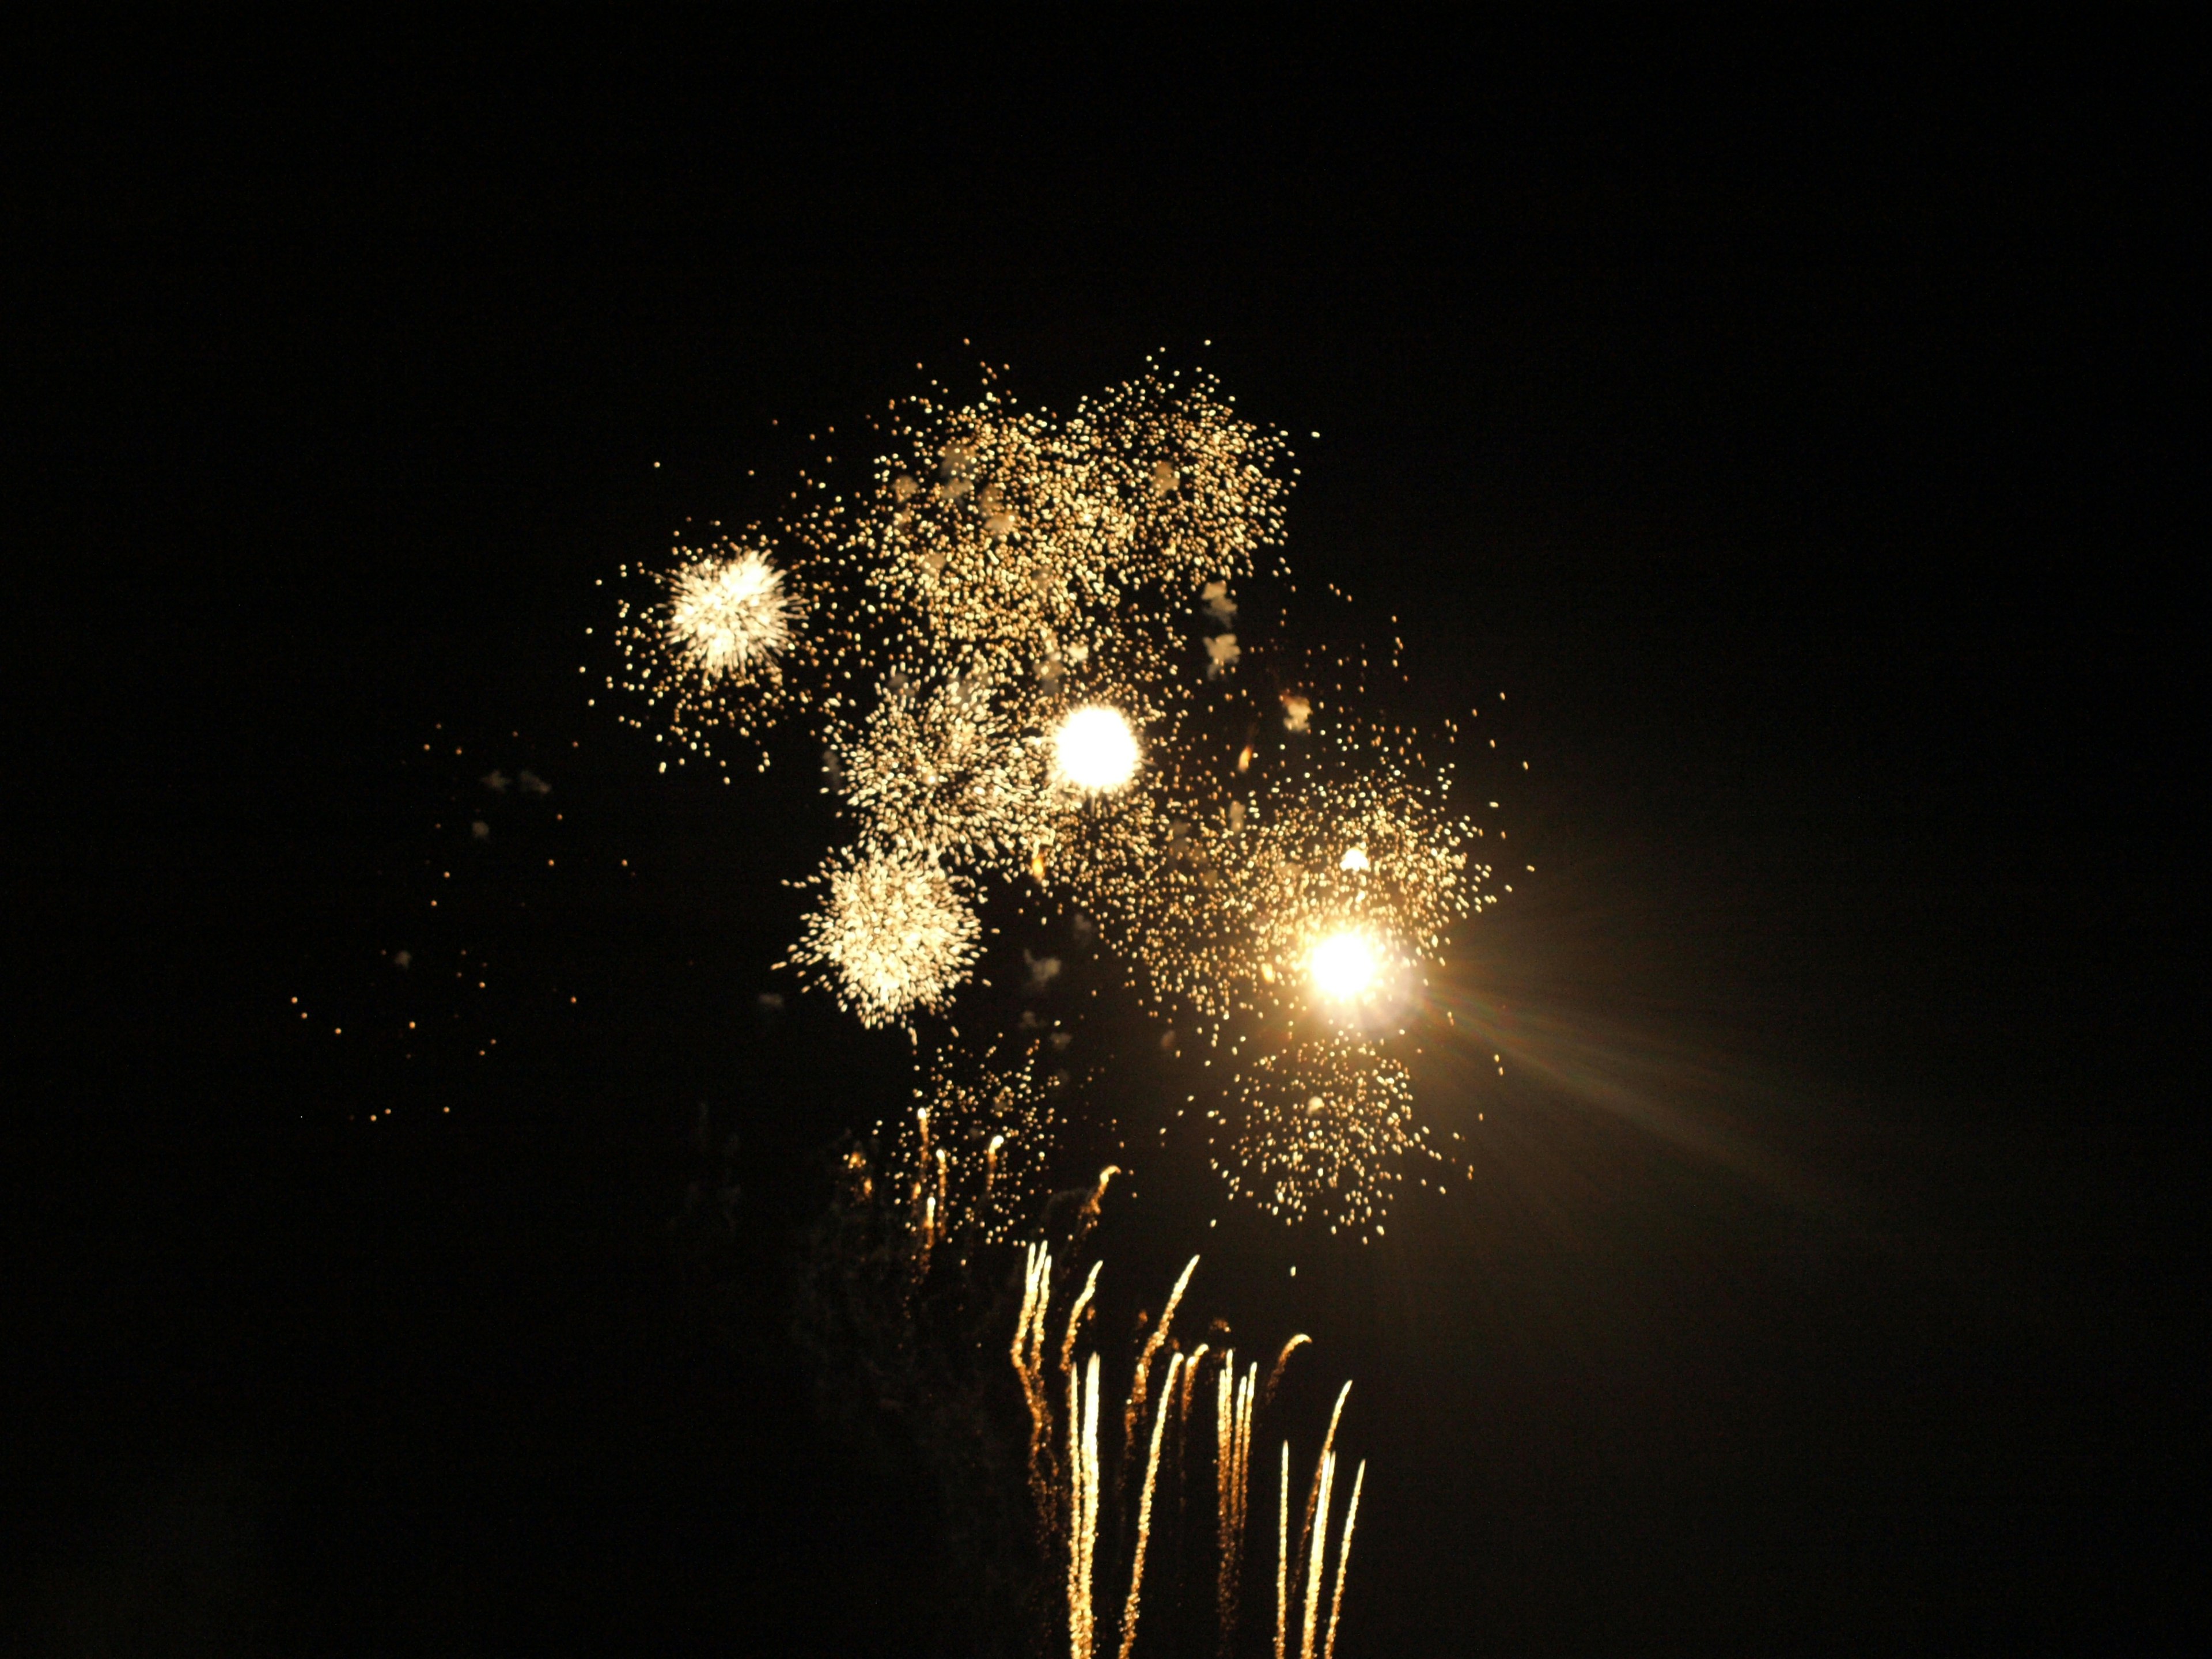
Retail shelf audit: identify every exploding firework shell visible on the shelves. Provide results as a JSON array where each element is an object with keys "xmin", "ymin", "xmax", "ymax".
[
  {"xmin": 858, "ymin": 376, "xmax": 1291, "ymax": 676},
  {"xmin": 831, "ymin": 669, "xmax": 1044, "ymax": 862},
  {"xmin": 1222, "ymin": 1038, "xmax": 1429, "ymax": 1233},
  {"xmin": 1242, "ymin": 766, "xmax": 1479, "ymax": 1014},
  {"xmin": 614, "ymin": 533, "xmax": 821, "ymax": 768},
  {"xmin": 788, "ymin": 846, "xmax": 984, "ymax": 1028}
]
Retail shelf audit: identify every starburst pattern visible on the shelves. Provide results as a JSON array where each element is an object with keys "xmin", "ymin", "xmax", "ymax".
[
  {"xmin": 614, "ymin": 535, "xmax": 816, "ymax": 767},
  {"xmin": 789, "ymin": 846, "xmax": 982, "ymax": 1028}
]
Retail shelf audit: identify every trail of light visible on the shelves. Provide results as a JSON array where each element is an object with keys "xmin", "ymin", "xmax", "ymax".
[
  {"xmin": 1180, "ymin": 1343, "xmax": 1211, "ymax": 1420},
  {"xmin": 1117, "ymin": 1352, "xmax": 1183, "ymax": 1659},
  {"xmin": 1233, "ymin": 1362, "xmax": 1256, "ymax": 1646},
  {"xmin": 1290, "ymin": 1381, "xmax": 1353, "ymax": 1623},
  {"xmin": 1123, "ymin": 1254, "xmax": 1200, "ymax": 1475},
  {"xmin": 1060, "ymin": 1260, "xmax": 1104, "ymax": 1378},
  {"xmin": 1014, "ymin": 1244, "xmax": 1058, "ymax": 1541},
  {"xmin": 1074, "ymin": 1166, "xmax": 1121, "ymax": 1248},
  {"xmin": 1299, "ymin": 1449, "xmax": 1337, "ymax": 1659},
  {"xmin": 1263, "ymin": 1332, "xmax": 1310, "ymax": 1407},
  {"xmin": 1321, "ymin": 1460, "xmax": 1365, "ymax": 1659},
  {"xmin": 1276, "ymin": 1441, "xmax": 1290, "ymax": 1659},
  {"xmin": 1216, "ymin": 1350, "xmax": 1238, "ymax": 1641},
  {"xmin": 1069, "ymin": 1351, "xmax": 1103, "ymax": 1659}
]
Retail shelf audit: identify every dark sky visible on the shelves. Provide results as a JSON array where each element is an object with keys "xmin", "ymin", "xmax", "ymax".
[{"xmin": 5, "ymin": 20, "xmax": 2200, "ymax": 1657}]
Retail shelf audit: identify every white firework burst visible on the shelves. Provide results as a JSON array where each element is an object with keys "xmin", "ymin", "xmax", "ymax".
[
  {"xmin": 667, "ymin": 548, "xmax": 795, "ymax": 683},
  {"xmin": 832, "ymin": 672, "xmax": 1040, "ymax": 862},
  {"xmin": 790, "ymin": 847, "xmax": 983, "ymax": 1027}
]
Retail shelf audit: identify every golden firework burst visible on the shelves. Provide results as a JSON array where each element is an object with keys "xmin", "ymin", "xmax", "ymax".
[{"xmin": 788, "ymin": 846, "xmax": 982, "ymax": 1028}]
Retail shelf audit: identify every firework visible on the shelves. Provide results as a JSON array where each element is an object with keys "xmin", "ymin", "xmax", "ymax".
[
  {"xmin": 1122, "ymin": 1253, "xmax": 1198, "ymax": 1477},
  {"xmin": 832, "ymin": 669, "xmax": 1041, "ymax": 861},
  {"xmin": 1053, "ymin": 705, "xmax": 1142, "ymax": 793},
  {"xmin": 1264, "ymin": 1333, "xmax": 1311, "ymax": 1407},
  {"xmin": 1222, "ymin": 1038, "xmax": 1430, "ymax": 1233},
  {"xmin": 668, "ymin": 547, "xmax": 794, "ymax": 679},
  {"xmin": 615, "ymin": 361, "xmax": 1506, "ymax": 1232},
  {"xmin": 1323, "ymin": 1460, "xmax": 1365, "ymax": 1659},
  {"xmin": 1070, "ymin": 1350, "xmax": 1103, "ymax": 1659},
  {"xmin": 614, "ymin": 535, "xmax": 814, "ymax": 769},
  {"xmin": 788, "ymin": 846, "xmax": 982, "ymax": 1028},
  {"xmin": 1012, "ymin": 1252, "xmax": 1366, "ymax": 1659},
  {"xmin": 1218, "ymin": 1353, "xmax": 1257, "ymax": 1643},
  {"xmin": 1116, "ymin": 1349, "xmax": 1183, "ymax": 1659},
  {"xmin": 889, "ymin": 1036, "xmax": 1068, "ymax": 1245}
]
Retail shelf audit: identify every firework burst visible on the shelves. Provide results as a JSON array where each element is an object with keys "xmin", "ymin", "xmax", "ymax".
[
  {"xmin": 788, "ymin": 846, "xmax": 983, "ymax": 1028},
  {"xmin": 668, "ymin": 546, "xmax": 794, "ymax": 679},
  {"xmin": 615, "ymin": 534, "xmax": 817, "ymax": 768}
]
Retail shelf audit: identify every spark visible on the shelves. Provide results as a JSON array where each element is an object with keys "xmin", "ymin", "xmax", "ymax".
[
  {"xmin": 1300, "ymin": 1449, "xmax": 1337, "ymax": 1659},
  {"xmin": 613, "ymin": 362, "xmax": 1505, "ymax": 1234},
  {"xmin": 1277, "ymin": 1442, "xmax": 1291, "ymax": 1659},
  {"xmin": 1264, "ymin": 1333, "xmax": 1310, "ymax": 1407},
  {"xmin": 1322, "ymin": 1461, "xmax": 1366, "ymax": 1659},
  {"xmin": 1123, "ymin": 1254, "xmax": 1199, "ymax": 1469},
  {"xmin": 1219, "ymin": 1354, "xmax": 1257, "ymax": 1646},
  {"xmin": 1069, "ymin": 1351, "xmax": 1103, "ymax": 1659},
  {"xmin": 1015, "ymin": 1243, "xmax": 1059, "ymax": 1540},
  {"xmin": 1016, "ymin": 1255, "xmax": 1362, "ymax": 1659},
  {"xmin": 1060, "ymin": 1262, "xmax": 1104, "ymax": 1378}
]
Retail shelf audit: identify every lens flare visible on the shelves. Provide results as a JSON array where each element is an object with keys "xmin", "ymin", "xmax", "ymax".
[
  {"xmin": 1053, "ymin": 705, "xmax": 1141, "ymax": 792},
  {"xmin": 1308, "ymin": 930, "xmax": 1380, "ymax": 1002}
]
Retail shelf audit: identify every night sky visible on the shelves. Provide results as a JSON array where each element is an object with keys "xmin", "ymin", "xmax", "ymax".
[{"xmin": 6, "ymin": 21, "xmax": 2199, "ymax": 1656}]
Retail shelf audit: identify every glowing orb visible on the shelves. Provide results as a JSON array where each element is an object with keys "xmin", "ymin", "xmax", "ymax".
[
  {"xmin": 1309, "ymin": 929, "xmax": 1381, "ymax": 1001},
  {"xmin": 1053, "ymin": 705, "xmax": 1140, "ymax": 791}
]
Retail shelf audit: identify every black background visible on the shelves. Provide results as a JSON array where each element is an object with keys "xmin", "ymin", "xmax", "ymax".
[{"xmin": 4, "ymin": 18, "xmax": 2200, "ymax": 1656}]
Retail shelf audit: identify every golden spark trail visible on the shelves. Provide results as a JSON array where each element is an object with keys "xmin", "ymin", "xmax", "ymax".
[
  {"xmin": 1264, "ymin": 1333, "xmax": 1311, "ymax": 1407},
  {"xmin": 1060, "ymin": 1260, "xmax": 1103, "ymax": 1378},
  {"xmin": 1116, "ymin": 1352, "xmax": 1183, "ymax": 1659},
  {"xmin": 1276, "ymin": 1441, "xmax": 1291, "ymax": 1659},
  {"xmin": 1009, "ymin": 1255, "xmax": 1363, "ymax": 1659},
  {"xmin": 1217, "ymin": 1355, "xmax": 1258, "ymax": 1651},
  {"xmin": 1321, "ymin": 1460, "xmax": 1366, "ymax": 1659},
  {"xmin": 1074, "ymin": 1166, "xmax": 1121, "ymax": 1249},
  {"xmin": 1237, "ymin": 1364, "xmax": 1256, "ymax": 1555},
  {"xmin": 1180, "ymin": 1343, "xmax": 1211, "ymax": 1420},
  {"xmin": 1216, "ymin": 1351, "xmax": 1238, "ymax": 1642},
  {"xmin": 1124, "ymin": 1255, "xmax": 1200, "ymax": 1471},
  {"xmin": 1069, "ymin": 1351, "xmax": 1103, "ymax": 1659},
  {"xmin": 1290, "ymin": 1381, "xmax": 1354, "ymax": 1627},
  {"xmin": 1299, "ymin": 1450, "xmax": 1337, "ymax": 1659},
  {"xmin": 1014, "ymin": 1244, "xmax": 1058, "ymax": 1539}
]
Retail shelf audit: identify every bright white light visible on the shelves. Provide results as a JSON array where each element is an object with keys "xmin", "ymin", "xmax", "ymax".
[
  {"xmin": 1309, "ymin": 929, "xmax": 1381, "ymax": 1001},
  {"xmin": 1053, "ymin": 705, "xmax": 1140, "ymax": 791}
]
